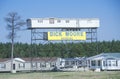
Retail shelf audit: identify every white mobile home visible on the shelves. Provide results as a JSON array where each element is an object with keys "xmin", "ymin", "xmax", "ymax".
[
  {"xmin": 0, "ymin": 58, "xmax": 11, "ymax": 72},
  {"xmin": 23, "ymin": 57, "xmax": 58, "ymax": 71},
  {"xmin": 58, "ymin": 57, "xmax": 88, "ymax": 71},
  {"xmin": 88, "ymin": 53, "xmax": 120, "ymax": 71},
  {"xmin": 0, "ymin": 58, "xmax": 25, "ymax": 73},
  {"xmin": 0, "ymin": 57, "xmax": 58, "ymax": 72}
]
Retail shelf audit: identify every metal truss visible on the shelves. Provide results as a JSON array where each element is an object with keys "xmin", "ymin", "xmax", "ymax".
[{"xmin": 29, "ymin": 28, "xmax": 98, "ymax": 58}]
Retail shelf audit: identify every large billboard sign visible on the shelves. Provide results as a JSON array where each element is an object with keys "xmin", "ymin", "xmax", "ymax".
[{"xmin": 47, "ymin": 31, "xmax": 86, "ymax": 40}]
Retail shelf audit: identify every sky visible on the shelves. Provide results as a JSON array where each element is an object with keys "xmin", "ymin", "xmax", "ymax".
[{"xmin": 0, "ymin": 0, "xmax": 120, "ymax": 43}]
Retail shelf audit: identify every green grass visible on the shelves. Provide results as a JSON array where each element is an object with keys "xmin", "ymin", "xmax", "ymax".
[{"xmin": 0, "ymin": 71, "xmax": 120, "ymax": 79}]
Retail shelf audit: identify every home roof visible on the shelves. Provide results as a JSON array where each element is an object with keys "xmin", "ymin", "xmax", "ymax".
[
  {"xmin": 0, "ymin": 58, "xmax": 10, "ymax": 62},
  {"xmin": 14, "ymin": 58, "xmax": 25, "ymax": 62},
  {"xmin": 88, "ymin": 53, "xmax": 120, "ymax": 60},
  {"xmin": 62, "ymin": 57, "xmax": 87, "ymax": 61},
  {"xmin": 0, "ymin": 57, "xmax": 58, "ymax": 62},
  {"xmin": 63, "ymin": 58, "xmax": 77, "ymax": 61},
  {"xmin": 22, "ymin": 57, "xmax": 58, "ymax": 62}
]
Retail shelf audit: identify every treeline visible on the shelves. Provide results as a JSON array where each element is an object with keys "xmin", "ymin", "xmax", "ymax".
[{"xmin": 0, "ymin": 40, "xmax": 120, "ymax": 58}]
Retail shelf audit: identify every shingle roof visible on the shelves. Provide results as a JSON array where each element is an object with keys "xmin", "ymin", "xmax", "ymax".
[
  {"xmin": 63, "ymin": 57, "xmax": 87, "ymax": 61},
  {"xmin": 0, "ymin": 57, "xmax": 58, "ymax": 62},
  {"xmin": 22, "ymin": 57, "xmax": 58, "ymax": 62},
  {"xmin": 63, "ymin": 58, "xmax": 77, "ymax": 61},
  {"xmin": 100, "ymin": 53, "xmax": 120, "ymax": 58},
  {"xmin": 88, "ymin": 53, "xmax": 120, "ymax": 60},
  {"xmin": 0, "ymin": 58, "xmax": 10, "ymax": 62}
]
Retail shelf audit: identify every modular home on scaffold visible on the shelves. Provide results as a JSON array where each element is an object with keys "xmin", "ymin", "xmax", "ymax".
[{"xmin": 88, "ymin": 53, "xmax": 120, "ymax": 71}]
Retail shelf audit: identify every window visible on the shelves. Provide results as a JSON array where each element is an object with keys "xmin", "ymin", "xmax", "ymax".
[
  {"xmin": 19, "ymin": 63, "xmax": 25, "ymax": 68},
  {"xmin": 91, "ymin": 60, "xmax": 95, "ymax": 66},
  {"xmin": 60, "ymin": 61, "xmax": 63, "ymax": 65},
  {"xmin": 32, "ymin": 62, "xmax": 37, "ymax": 68},
  {"xmin": 0, "ymin": 63, "xmax": 6, "ymax": 69},
  {"xmin": 49, "ymin": 18, "xmax": 54, "ymax": 24},
  {"xmin": 40, "ymin": 62, "xmax": 46, "ymax": 68},
  {"xmin": 50, "ymin": 62, "xmax": 55, "ymax": 67},
  {"xmin": 108, "ymin": 61, "xmax": 111, "ymax": 66},
  {"xmin": 65, "ymin": 20, "xmax": 69, "ymax": 23},
  {"xmin": 111, "ymin": 60, "xmax": 117, "ymax": 66},
  {"xmin": 78, "ymin": 61, "xmax": 82, "ymax": 65},
  {"xmin": 38, "ymin": 20, "xmax": 43, "ymax": 23},
  {"xmin": 65, "ymin": 61, "xmax": 69, "ymax": 66},
  {"xmin": 98, "ymin": 60, "xmax": 101, "ymax": 66},
  {"xmin": 57, "ymin": 20, "xmax": 61, "ymax": 23},
  {"xmin": 71, "ymin": 61, "xmax": 75, "ymax": 65}
]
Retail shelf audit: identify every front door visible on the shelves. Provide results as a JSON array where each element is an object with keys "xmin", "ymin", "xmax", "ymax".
[{"xmin": 13, "ymin": 64, "xmax": 15, "ymax": 70}]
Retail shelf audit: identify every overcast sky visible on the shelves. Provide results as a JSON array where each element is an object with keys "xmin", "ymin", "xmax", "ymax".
[{"xmin": 0, "ymin": 0, "xmax": 120, "ymax": 43}]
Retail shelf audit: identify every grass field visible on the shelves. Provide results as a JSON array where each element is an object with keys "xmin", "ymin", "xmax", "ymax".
[{"xmin": 0, "ymin": 71, "xmax": 120, "ymax": 79}]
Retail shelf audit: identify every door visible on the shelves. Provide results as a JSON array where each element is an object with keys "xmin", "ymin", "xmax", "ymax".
[{"xmin": 13, "ymin": 64, "xmax": 16, "ymax": 70}]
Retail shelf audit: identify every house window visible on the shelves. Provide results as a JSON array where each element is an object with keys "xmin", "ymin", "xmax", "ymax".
[
  {"xmin": 38, "ymin": 20, "xmax": 43, "ymax": 23},
  {"xmin": 98, "ymin": 60, "xmax": 101, "ymax": 66},
  {"xmin": 65, "ymin": 20, "xmax": 69, "ymax": 23},
  {"xmin": 19, "ymin": 63, "xmax": 25, "ymax": 68},
  {"xmin": 49, "ymin": 18, "xmax": 54, "ymax": 24},
  {"xmin": 71, "ymin": 61, "xmax": 75, "ymax": 65},
  {"xmin": 60, "ymin": 61, "xmax": 63, "ymax": 65},
  {"xmin": 91, "ymin": 60, "xmax": 95, "ymax": 66},
  {"xmin": 111, "ymin": 60, "xmax": 117, "ymax": 66},
  {"xmin": 32, "ymin": 62, "xmax": 37, "ymax": 68},
  {"xmin": 0, "ymin": 63, "xmax": 6, "ymax": 69},
  {"xmin": 57, "ymin": 20, "xmax": 61, "ymax": 23},
  {"xmin": 65, "ymin": 61, "xmax": 69, "ymax": 66},
  {"xmin": 50, "ymin": 62, "xmax": 55, "ymax": 67},
  {"xmin": 108, "ymin": 61, "xmax": 111, "ymax": 66},
  {"xmin": 40, "ymin": 62, "xmax": 46, "ymax": 68},
  {"xmin": 78, "ymin": 61, "xmax": 82, "ymax": 65}
]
